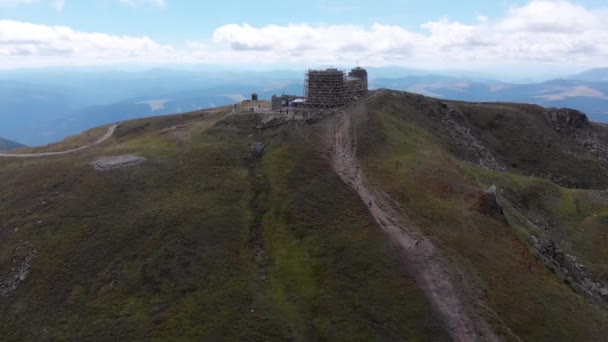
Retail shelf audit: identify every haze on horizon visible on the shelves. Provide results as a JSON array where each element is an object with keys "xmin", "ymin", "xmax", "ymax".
[{"xmin": 1, "ymin": 0, "xmax": 608, "ymax": 78}]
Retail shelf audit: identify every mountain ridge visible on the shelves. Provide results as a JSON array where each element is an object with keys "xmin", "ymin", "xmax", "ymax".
[
  {"xmin": 1, "ymin": 92, "xmax": 608, "ymax": 340},
  {"xmin": 0, "ymin": 137, "xmax": 25, "ymax": 151},
  {"xmin": 568, "ymin": 67, "xmax": 608, "ymax": 82}
]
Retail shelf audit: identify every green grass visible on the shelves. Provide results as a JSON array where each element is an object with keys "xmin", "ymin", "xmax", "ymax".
[
  {"xmin": 0, "ymin": 110, "xmax": 448, "ymax": 341},
  {"xmin": 257, "ymin": 130, "xmax": 449, "ymax": 341},
  {"xmin": 355, "ymin": 94, "xmax": 608, "ymax": 341},
  {"xmin": 4, "ymin": 92, "xmax": 608, "ymax": 340},
  {"xmin": 464, "ymin": 161, "xmax": 608, "ymax": 283},
  {"xmin": 454, "ymin": 101, "xmax": 608, "ymax": 189}
]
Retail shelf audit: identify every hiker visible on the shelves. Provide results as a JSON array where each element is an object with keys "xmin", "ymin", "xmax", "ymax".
[
  {"xmin": 368, "ymin": 200, "xmax": 372, "ymax": 207},
  {"xmin": 415, "ymin": 239, "xmax": 421, "ymax": 247}
]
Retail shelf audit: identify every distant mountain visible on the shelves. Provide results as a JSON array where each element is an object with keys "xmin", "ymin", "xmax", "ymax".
[
  {"xmin": 0, "ymin": 137, "xmax": 25, "ymax": 151},
  {"xmin": 0, "ymin": 68, "xmax": 303, "ymax": 145},
  {"xmin": 3, "ymin": 67, "xmax": 608, "ymax": 145},
  {"xmin": 19, "ymin": 81, "xmax": 303, "ymax": 145},
  {"xmin": 568, "ymin": 68, "xmax": 608, "ymax": 82},
  {"xmin": 373, "ymin": 77, "xmax": 608, "ymax": 123}
]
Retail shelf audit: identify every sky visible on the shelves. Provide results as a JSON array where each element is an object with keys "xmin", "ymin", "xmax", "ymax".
[{"xmin": 1, "ymin": 0, "xmax": 608, "ymax": 75}]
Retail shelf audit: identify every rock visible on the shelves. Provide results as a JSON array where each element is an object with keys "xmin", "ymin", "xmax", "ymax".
[
  {"xmin": 254, "ymin": 142, "xmax": 265, "ymax": 155},
  {"xmin": 544, "ymin": 108, "xmax": 589, "ymax": 132},
  {"xmin": 0, "ymin": 248, "xmax": 36, "ymax": 297},
  {"xmin": 249, "ymin": 142, "xmax": 265, "ymax": 158},
  {"xmin": 531, "ymin": 236, "xmax": 608, "ymax": 305},
  {"xmin": 486, "ymin": 185, "xmax": 497, "ymax": 195},
  {"xmin": 474, "ymin": 186, "xmax": 503, "ymax": 217},
  {"xmin": 542, "ymin": 107, "xmax": 608, "ymax": 178},
  {"xmin": 428, "ymin": 99, "xmax": 503, "ymax": 171}
]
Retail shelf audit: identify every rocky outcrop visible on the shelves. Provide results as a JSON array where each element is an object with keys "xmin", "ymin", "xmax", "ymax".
[
  {"xmin": 411, "ymin": 95, "xmax": 503, "ymax": 171},
  {"xmin": 249, "ymin": 142, "xmax": 265, "ymax": 158},
  {"xmin": 544, "ymin": 108, "xmax": 589, "ymax": 132},
  {"xmin": 531, "ymin": 235, "xmax": 608, "ymax": 308},
  {"xmin": 498, "ymin": 186, "xmax": 608, "ymax": 309},
  {"xmin": 0, "ymin": 246, "xmax": 37, "ymax": 297},
  {"xmin": 544, "ymin": 108, "xmax": 608, "ymax": 177},
  {"xmin": 474, "ymin": 185, "xmax": 504, "ymax": 218}
]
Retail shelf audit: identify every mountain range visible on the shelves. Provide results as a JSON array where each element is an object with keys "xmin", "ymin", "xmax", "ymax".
[{"xmin": 1, "ymin": 67, "xmax": 608, "ymax": 146}]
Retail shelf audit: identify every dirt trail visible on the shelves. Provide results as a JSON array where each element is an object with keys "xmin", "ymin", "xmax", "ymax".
[
  {"xmin": 0, "ymin": 124, "xmax": 118, "ymax": 158},
  {"xmin": 331, "ymin": 111, "xmax": 499, "ymax": 342}
]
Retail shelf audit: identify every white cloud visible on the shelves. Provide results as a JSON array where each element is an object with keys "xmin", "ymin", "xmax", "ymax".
[
  {"xmin": 210, "ymin": 0, "xmax": 608, "ymax": 69},
  {"xmin": 1, "ymin": 0, "xmax": 608, "ymax": 71},
  {"xmin": 500, "ymin": 0, "xmax": 601, "ymax": 33},
  {"xmin": 0, "ymin": 20, "xmax": 175, "ymax": 67}
]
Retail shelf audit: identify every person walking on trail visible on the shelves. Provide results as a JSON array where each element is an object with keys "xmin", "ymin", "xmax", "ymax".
[{"xmin": 368, "ymin": 200, "xmax": 373, "ymax": 207}]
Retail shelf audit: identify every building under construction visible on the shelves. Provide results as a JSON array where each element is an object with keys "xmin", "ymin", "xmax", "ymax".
[{"xmin": 304, "ymin": 67, "xmax": 368, "ymax": 108}]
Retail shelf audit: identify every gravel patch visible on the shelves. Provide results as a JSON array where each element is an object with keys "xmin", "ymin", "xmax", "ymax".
[{"xmin": 91, "ymin": 155, "xmax": 147, "ymax": 171}]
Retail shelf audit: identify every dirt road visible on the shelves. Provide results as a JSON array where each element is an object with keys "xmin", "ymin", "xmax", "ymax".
[
  {"xmin": 0, "ymin": 124, "xmax": 118, "ymax": 158},
  {"xmin": 331, "ymin": 111, "xmax": 498, "ymax": 342}
]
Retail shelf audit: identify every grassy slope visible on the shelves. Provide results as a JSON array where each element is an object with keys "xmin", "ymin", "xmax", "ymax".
[
  {"xmin": 0, "ymin": 109, "xmax": 447, "ymax": 340},
  {"xmin": 257, "ymin": 122, "xmax": 448, "ymax": 341},
  {"xmin": 454, "ymin": 101, "xmax": 608, "ymax": 189},
  {"xmin": 470, "ymin": 170, "xmax": 608, "ymax": 284},
  {"xmin": 355, "ymin": 92, "xmax": 608, "ymax": 341}
]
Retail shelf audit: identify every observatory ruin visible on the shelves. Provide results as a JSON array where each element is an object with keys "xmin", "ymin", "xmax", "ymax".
[
  {"xmin": 305, "ymin": 67, "xmax": 368, "ymax": 108},
  {"xmin": 270, "ymin": 67, "xmax": 368, "ymax": 110}
]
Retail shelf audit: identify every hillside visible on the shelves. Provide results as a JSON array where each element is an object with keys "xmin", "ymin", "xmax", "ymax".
[
  {"xmin": 0, "ymin": 137, "xmax": 25, "ymax": 151},
  {"xmin": 377, "ymin": 77, "xmax": 608, "ymax": 123},
  {"xmin": 1, "ymin": 93, "xmax": 608, "ymax": 340}
]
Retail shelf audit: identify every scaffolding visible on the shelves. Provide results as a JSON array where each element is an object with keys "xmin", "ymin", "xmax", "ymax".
[
  {"xmin": 349, "ymin": 67, "xmax": 368, "ymax": 91},
  {"xmin": 304, "ymin": 68, "xmax": 369, "ymax": 109},
  {"xmin": 344, "ymin": 77, "xmax": 367, "ymax": 99},
  {"xmin": 304, "ymin": 69, "xmax": 350, "ymax": 108}
]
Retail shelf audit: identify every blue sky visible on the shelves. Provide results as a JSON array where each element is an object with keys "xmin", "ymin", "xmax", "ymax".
[
  {"xmin": 2, "ymin": 1, "xmax": 517, "ymax": 39},
  {"xmin": 1, "ymin": 0, "xmax": 608, "ymax": 74},
  {"xmin": 2, "ymin": 1, "xmax": 547, "ymax": 40}
]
